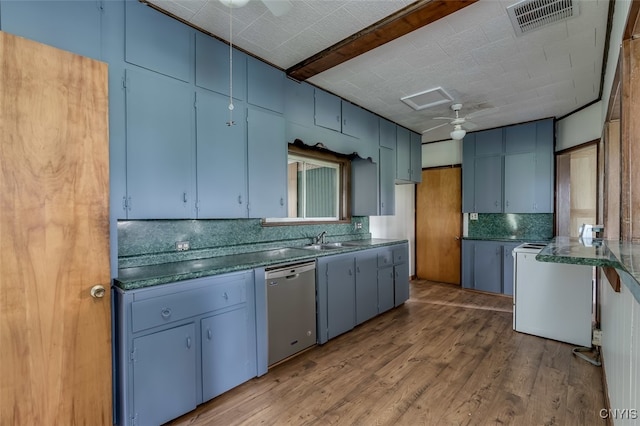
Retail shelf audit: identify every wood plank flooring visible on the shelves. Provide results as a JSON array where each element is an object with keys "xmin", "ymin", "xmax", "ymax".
[{"xmin": 167, "ymin": 280, "xmax": 606, "ymax": 426}]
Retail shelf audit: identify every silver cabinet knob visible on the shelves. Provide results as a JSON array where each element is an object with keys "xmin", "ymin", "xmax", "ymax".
[{"xmin": 90, "ymin": 285, "xmax": 106, "ymax": 299}]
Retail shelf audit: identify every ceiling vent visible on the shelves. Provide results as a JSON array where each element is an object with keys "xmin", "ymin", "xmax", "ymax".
[
  {"xmin": 401, "ymin": 87, "xmax": 453, "ymax": 111},
  {"xmin": 507, "ymin": 0, "xmax": 579, "ymax": 37}
]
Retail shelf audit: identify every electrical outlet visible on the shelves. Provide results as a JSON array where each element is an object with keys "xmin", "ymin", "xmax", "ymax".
[
  {"xmin": 592, "ymin": 328, "xmax": 602, "ymax": 346},
  {"xmin": 470, "ymin": 212, "xmax": 478, "ymax": 220},
  {"xmin": 175, "ymin": 241, "xmax": 190, "ymax": 251},
  {"xmin": 355, "ymin": 222, "xmax": 362, "ymax": 230}
]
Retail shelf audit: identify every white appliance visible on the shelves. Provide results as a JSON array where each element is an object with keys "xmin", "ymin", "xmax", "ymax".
[{"xmin": 513, "ymin": 243, "xmax": 593, "ymax": 347}]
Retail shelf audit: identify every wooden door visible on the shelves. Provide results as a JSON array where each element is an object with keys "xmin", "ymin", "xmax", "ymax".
[
  {"xmin": 0, "ymin": 32, "xmax": 111, "ymax": 424},
  {"xmin": 416, "ymin": 167, "xmax": 462, "ymax": 284}
]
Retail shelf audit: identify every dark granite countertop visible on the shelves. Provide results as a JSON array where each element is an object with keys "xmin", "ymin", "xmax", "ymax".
[
  {"xmin": 115, "ymin": 238, "xmax": 407, "ymax": 290},
  {"xmin": 463, "ymin": 236, "xmax": 553, "ymax": 243},
  {"xmin": 536, "ymin": 236, "xmax": 640, "ymax": 303}
]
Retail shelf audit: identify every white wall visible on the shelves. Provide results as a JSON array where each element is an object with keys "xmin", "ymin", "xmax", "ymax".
[
  {"xmin": 422, "ymin": 139, "xmax": 462, "ymax": 168},
  {"xmin": 556, "ymin": 101, "xmax": 603, "ymax": 151},
  {"xmin": 370, "ymin": 184, "xmax": 416, "ymax": 275}
]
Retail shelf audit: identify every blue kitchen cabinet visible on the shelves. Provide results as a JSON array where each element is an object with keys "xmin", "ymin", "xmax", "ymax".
[
  {"xmin": 377, "ymin": 267, "xmax": 395, "ymax": 313},
  {"xmin": 502, "ymin": 242, "xmax": 519, "ymax": 296},
  {"xmin": 201, "ymin": 306, "xmax": 256, "ymax": 401},
  {"xmin": 341, "ymin": 100, "xmax": 366, "ymax": 138},
  {"xmin": 327, "ymin": 255, "xmax": 357, "ymax": 340},
  {"xmin": 125, "ymin": 68, "xmax": 195, "ymax": 219},
  {"xmin": 533, "ymin": 119, "xmax": 554, "ymax": 213},
  {"xmin": 196, "ymin": 90, "xmax": 248, "ymax": 218},
  {"xmin": 396, "ymin": 126, "xmax": 411, "ymax": 181},
  {"xmin": 379, "ymin": 147, "xmax": 396, "ymax": 215},
  {"xmin": 505, "ymin": 122, "xmax": 537, "ymax": 153},
  {"xmin": 474, "ymin": 155, "xmax": 503, "ymax": 213},
  {"xmin": 355, "ymin": 251, "xmax": 379, "ymax": 324},
  {"xmin": 462, "ymin": 134, "xmax": 476, "ymax": 213},
  {"xmin": 410, "ymin": 132, "xmax": 423, "ymax": 183},
  {"xmin": 475, "ymin": 128, "xmax": 503, "ymax": 155},
  {"xmin": 195, "ymin": 32, "xmax": 246, "ymax": 100},
  {"xmin": 351, "ymin": 158, "xmax": 378, "ymax": 216},
  {"xmin": 461, "ymin": 240, "xmax": 474, "ymax": 289},
  {"xmin": 341, "ymin": 101, "xmax": 379, "ymax": 160},
  {"xmin": 0, "ymin": 0, "xmax": 102, "ymax": 60},
  {"xmin": 247, "ymin": 56, "xmax": 284, "ymax": 113},
  {"xmin": 379, "ymin": 118, "xmax": 397, "ymax": 149},
  {"xmin": 247, "ymin": 108, "xmax": 287, "ymax": 218},
  {"xmin": 124, "ymin": 0, "xmax": 192, "ymax": 82},
  {"xmin": 393, "ymin": 244, "xmax": 410, "ymax": 306},
  {"xmin": 473, "ymin": 241, "xmax": 502, "ymax": 294},
  {"xmin": 314, "ymin": 89, "xmax": 342, "ymax": 132},
  {"xmin": 504, "ymin": 152, "xmax": 536, "ymax": 213},
  {"xmin": 284, "ymin": 78, "xmax": 315, "ymax": 127},
  {"xmin": 114, "ymin": 270, "xmax": 257, "ymax": 426},
  {"xmin": 132, "ymin": 323, "xmax": 197, "ymax": 426}
]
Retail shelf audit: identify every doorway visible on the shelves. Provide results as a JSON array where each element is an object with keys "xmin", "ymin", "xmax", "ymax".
[{"xmin": 415, "ymin": 167, "xmax": 462, "ymax": 284}]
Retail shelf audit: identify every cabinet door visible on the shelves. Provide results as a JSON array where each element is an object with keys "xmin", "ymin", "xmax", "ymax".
[
  {"xmin": 396, "ymin": 127, "xmax": 411, "ymax": 181},
  {"xmin": 410, "ymin": 132, "xmax": 423, "ymax": 183},
  {"xmin": 394, "ymin": 262, "xmax": 410, "ymax": 306},
  {"xmin": 284, "ymin": 79, "xmax": 315, "ymax": 126},
  {"xmin": 504, "ymin": 152, "xmax": 535, "ymax": 213},
  {"xmin": 125, "ymin": 0, "xmax": 192, "ymax": 82},
  {"xmin": 247, "ymin": 108, "xmax": 287, "ymax": 218},
  {"xmin": 379, "ymin": 147, "xmax": 396, "ymax": 215},
  {"xmin": 502, "ymin": 243, "xmax": 519, "ymax": 296},
  {"xmin": 196, "ymin": 90, "xmax": 248, "ymax": 218},
  {"xmin": 377, "ymin": 267, "xmax": 395, "ymax": 313},
  {"xmin": 461, "ymin": 240, "xmax": 474, "ymax": 289},
  {"xmin": 379, "ymin": 119, "xmax": 396, "ymax": 149},
  {"xmin": 505, "ymin": 122, "xmax": 536, "ymax": 153},
  {"xmin": 201, "ymin": 307, "xmax": 255, "ymax": 401},
  {"xmin": 195, "ymin": 32, "xmax": 246, "ymax": 100},
  {"xmin": 351, "ymin": 158, "xmax": 378, "ymax": 216},
  {"xmin": 474, "ymin": 155, "xmax": 502, "ymax": 213},
  {"xmin": 314, "ymin": 89, "xmax": 341, "ymax": 131},
  {"xmin": 355, "ymin": 253, "xmax": 378, "ymax": 325},
  {"xmin": 534, "ymin": 119, "xmax": 554, "ymax": 213},
  {"xmin": 475, "ymin": 128, "xmax": 503, "ymax": 155},
  {"xmin": 341, "ymin": 101, "xmax": 365, "ymax": 138},
  {"xmin": 473, "ymin": 241, "xmax": 502, "ymax": 294},
  {"xmin": 462, "ymin": 134, "xmax": 476, "ymax": 212},
  {"xmin": 247, "ymin": 56, "xmax": 284, "ymax": 113},
  {"xmin": 125, "ymin": 69, "xmax": 195, "ymax": 219},
  {"xmin": 327, "ymin": 257, "xmax": 356, "ymax": 339},
  {"xmin": 132, "ymin": 324, "xmax": 197, "ymax": 426}
]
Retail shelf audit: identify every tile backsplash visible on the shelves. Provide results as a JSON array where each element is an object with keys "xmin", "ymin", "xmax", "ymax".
[
  {"xmin": 118, "ymin": 217, "xmax": 370, "ymax": 268},
  {"xmin": 467, "ymin": 213, "xmax": 554, "ymax": 241}
]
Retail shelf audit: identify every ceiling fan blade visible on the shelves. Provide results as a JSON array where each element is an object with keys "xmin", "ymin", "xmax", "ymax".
[
  {"xmin": 421, "ymin": 122, "xmax": 449, "ymax": 134},
  {"xmin": 466, "ymin": 107, "xmax": 498, "ymax": 119},
  {"xmin": 261, "ymin": 0, "xmax": 292, "ymax": 16},
  {"xmin": 432, "ymin": 116, "xmax": 454, "ymax": 120}
]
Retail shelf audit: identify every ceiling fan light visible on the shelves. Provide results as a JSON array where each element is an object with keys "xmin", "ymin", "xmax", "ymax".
[
  {"xmin": 219, "ymin": 0, "xmax": 250, "ymax": 8},
  {"xmin": 450, "ymin": 126, "xmax": 466, "ymax": 140}
]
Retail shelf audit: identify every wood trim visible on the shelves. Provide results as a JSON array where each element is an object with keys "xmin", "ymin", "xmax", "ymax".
[
  {"xmin": 286, "ymin": 0, "xmax": 478, "ymax": 81},
  {"xmin": 554, "ymin": 138, "xmax": 600, "ymax": 155},
  {"xmin": 623, "ymin": 0, "xmax": 640, "ymax": 40},
  {"xmin": 602, "ymin": 267, "xmax": 621, "ymax": 292}
]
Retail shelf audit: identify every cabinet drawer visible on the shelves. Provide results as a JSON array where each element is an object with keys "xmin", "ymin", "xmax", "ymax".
[
  {"xmin": 132, "ymin": 277, "xmax": 246, "ymax": 333},
  {"xmin": 393, "ymin": 247, "xmax": 407, "ymax": 264},
  {"xmin": 377, "ymin": 251, "xmax": 393, "ymax": 267}
]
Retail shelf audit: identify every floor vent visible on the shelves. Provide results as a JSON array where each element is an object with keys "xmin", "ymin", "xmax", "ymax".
[
  {"xmin": 400, "ymin": 87, "xmax": 453, "ymax": 111},
  {"xmin": 507, "ymin": 0, "xmax": 579, "ymax": 37}
]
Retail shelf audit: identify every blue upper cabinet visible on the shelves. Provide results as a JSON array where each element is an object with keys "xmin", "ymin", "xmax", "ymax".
[
  {"xmin": 533, "ymin": 119, "xmax": 554, "ymax": 213},
  {"xmin": 0, "ymin": 0, "xmax": 102, "ymax": 60},
  {"xmin": 475, "ymin": 128, "xmax": 503, "ymax": 155},
  {"xmin": 462, "ymin": 134, "xmax": 476, "ymax": 212},
  {"xmin": 125, "ymin": 69, "xmax": 195, "ymax": 219},
  {"xmin": 379, "ymin": 119, "xmax": 396, "ymax": 149},
  {"xmin": 195, "ymin": 32, "xmax": 246, "ymax": 100},
  {"xmin": 125, "ymin": 0, "xmax": 192, "ymax": 82},
  {"xmin": 284, "ymin": 79, "xmax": 315, "ymax": 127},
  {"xmin": 396, "ymin": 127, "xmax": 411, "ymax": 181},
  {"xmin": 247, "ymin": 108, "xmax": 287, "ymax": 218},
  {"xmin": 314, "ymin": 89, "xmax": 342, "ymax": 132},
  {"xmin": 247, "ymin": 56, "xmax": 284, "ymax": 113},
  {"xmin": 195, "ymin": 90, "xmax": 248, "ymax": 218},
  {"xmin": 410, "ymin": 132, "xmax": 422, "ymax": 183}
]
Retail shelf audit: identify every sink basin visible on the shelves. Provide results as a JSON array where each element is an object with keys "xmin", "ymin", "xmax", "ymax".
[{"xmin": 300, "ymin": 243, "xmax": 343, "ymax": 251}]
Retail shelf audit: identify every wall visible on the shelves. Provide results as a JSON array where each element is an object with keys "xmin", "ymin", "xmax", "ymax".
[
  {"xmin": 421, "ymin": 139, "xmax": 462, "ymax": 168},
  {"xmin": 556, "ymin": 101, "xmax": 603, "ymax": 151},
  {"xmin": 600, "ymin": 272, "xmax": 640, "ymax": 425}
]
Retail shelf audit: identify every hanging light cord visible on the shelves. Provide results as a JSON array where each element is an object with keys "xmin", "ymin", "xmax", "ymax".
[{"xmin": 227, "ymin": 5, "xmax": 235, "ymax": 126}]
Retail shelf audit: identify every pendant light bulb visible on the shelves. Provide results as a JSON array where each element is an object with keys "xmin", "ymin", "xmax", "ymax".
[{"xmin": 450, "ymin": 125, "xmax": 466, "ymax": 141}]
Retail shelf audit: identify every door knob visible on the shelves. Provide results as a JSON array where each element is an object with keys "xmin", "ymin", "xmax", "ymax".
[
  {"xmin": 90, "ymin": 285, "xmax": 106, "ymax": 299},
  {"xmin": 455, "ymin": 236, "xmax": 460, "ymax": 240}
]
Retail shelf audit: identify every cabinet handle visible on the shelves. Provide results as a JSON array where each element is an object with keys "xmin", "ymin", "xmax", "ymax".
[
  {"xmin": 186, "ymin": 336, "xmax": 192, "ymax": 349},
  {"xmin": 183, "ymin": 192, "xmax": 188, "ymax": 203},
  {"xmin": 494, "ymin": 200, "xmax": 498, "ymax": 207},
  {"xmin": 506, "ymin": 200, "xmax": 509, "ymax": 207},
  {"xmin": 238, "ymin": 195, "xmax": 242, "ymax": 205},
  {"xmin": 207, "ymin": 329, "xmax": 212, "ymax": 340},
  {"xmin": 357, "ymin": 266, "xmax": 360, "ymax": 273},
  {"xmin": 349, "ymin": 268, "xmax": 353, "ymax": 276},
  {"xmin": 223, "ymin": 292, "xmax": 229, "ymax": 300},
  {"xmin": 160, "ymin": 307, "xmax": 172, "ymax": 319},
  {"xmin": 336, "ymin": 115, "xmax": 340, "ymax": 123}
]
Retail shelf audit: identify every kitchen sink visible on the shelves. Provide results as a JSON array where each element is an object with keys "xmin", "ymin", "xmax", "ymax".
[{"xmin": 300, "ymin": 243, "xmax": 343, "ymax": 251}]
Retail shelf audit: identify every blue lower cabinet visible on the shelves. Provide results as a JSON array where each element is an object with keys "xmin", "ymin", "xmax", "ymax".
[
  {"xmin": 377, "ymin": 267, "xmax": 395, "ymax": 313},
  {"xmin": 394, "ymin": 261, "xmax": 410, "ymax": 306},
  {"xmin": 473, "ymin": 241, "xmax": 502, "ymax": 294},
  {"xmin": 327, "ymin": 255, "xmax": 357, "ymax": 340},
  {"xmin": 132, "ymin": 324, "xmax": 197, "ymax": 426},
  {"xmin": 355, "ymin": 252, "xmax": 378, "ymax": 324},
  {"xmin": 502, "ymin": 242, "xmax": 519, "ymax": 296}
]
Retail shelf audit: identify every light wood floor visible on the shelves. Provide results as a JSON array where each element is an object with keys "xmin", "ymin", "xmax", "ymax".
[{"xmin": 167, "ymin": 280, "xmax": 606, "ymax": 426}]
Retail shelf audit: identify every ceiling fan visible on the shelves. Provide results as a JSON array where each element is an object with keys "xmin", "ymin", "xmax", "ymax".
[
  {"xmin": 422, "ymin": 103, "xmax": 479, "ymax": 141},
  {"xmin": 219, "ymin": 0, "xmax": 293, "ymax": 17}
]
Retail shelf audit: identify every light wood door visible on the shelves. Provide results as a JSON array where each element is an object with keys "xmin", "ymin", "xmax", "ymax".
[
  {"xmin": 416, "ymin": 167, "xmax": 461, "ymax": 284},
  {"xmin": 0, "ymin": 32, "xmax": 111, "ymax": 424}
]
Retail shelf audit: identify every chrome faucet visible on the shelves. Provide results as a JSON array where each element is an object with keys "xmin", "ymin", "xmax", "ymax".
[{"xmin": 314, "ymin": 231, "xmax": 327, "ymax": 244}]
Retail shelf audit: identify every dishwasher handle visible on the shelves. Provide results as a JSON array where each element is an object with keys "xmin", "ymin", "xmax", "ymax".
[{"xmin": 265, "ymin": 261, "xmax": 316, "ymax": 280}]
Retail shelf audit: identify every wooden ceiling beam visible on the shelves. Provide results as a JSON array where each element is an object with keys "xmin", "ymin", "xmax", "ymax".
[{"xmin": 286, "ymin": 0, "xmax": 479, "ymax": 81}]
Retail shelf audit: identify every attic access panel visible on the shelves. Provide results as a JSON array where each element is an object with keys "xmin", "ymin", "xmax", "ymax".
[
  {"xmin": 507, "ymin": 0, "xmax": 579, "ymax": 37},
  {"xmin": 401, "ymin": 87, "xmax": 453, "ymax": 111}
]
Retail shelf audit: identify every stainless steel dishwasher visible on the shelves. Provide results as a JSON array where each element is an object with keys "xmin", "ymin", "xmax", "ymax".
[{"xmin": 265, "ymin": 260, "xmax": 317, "ymax": 366}]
